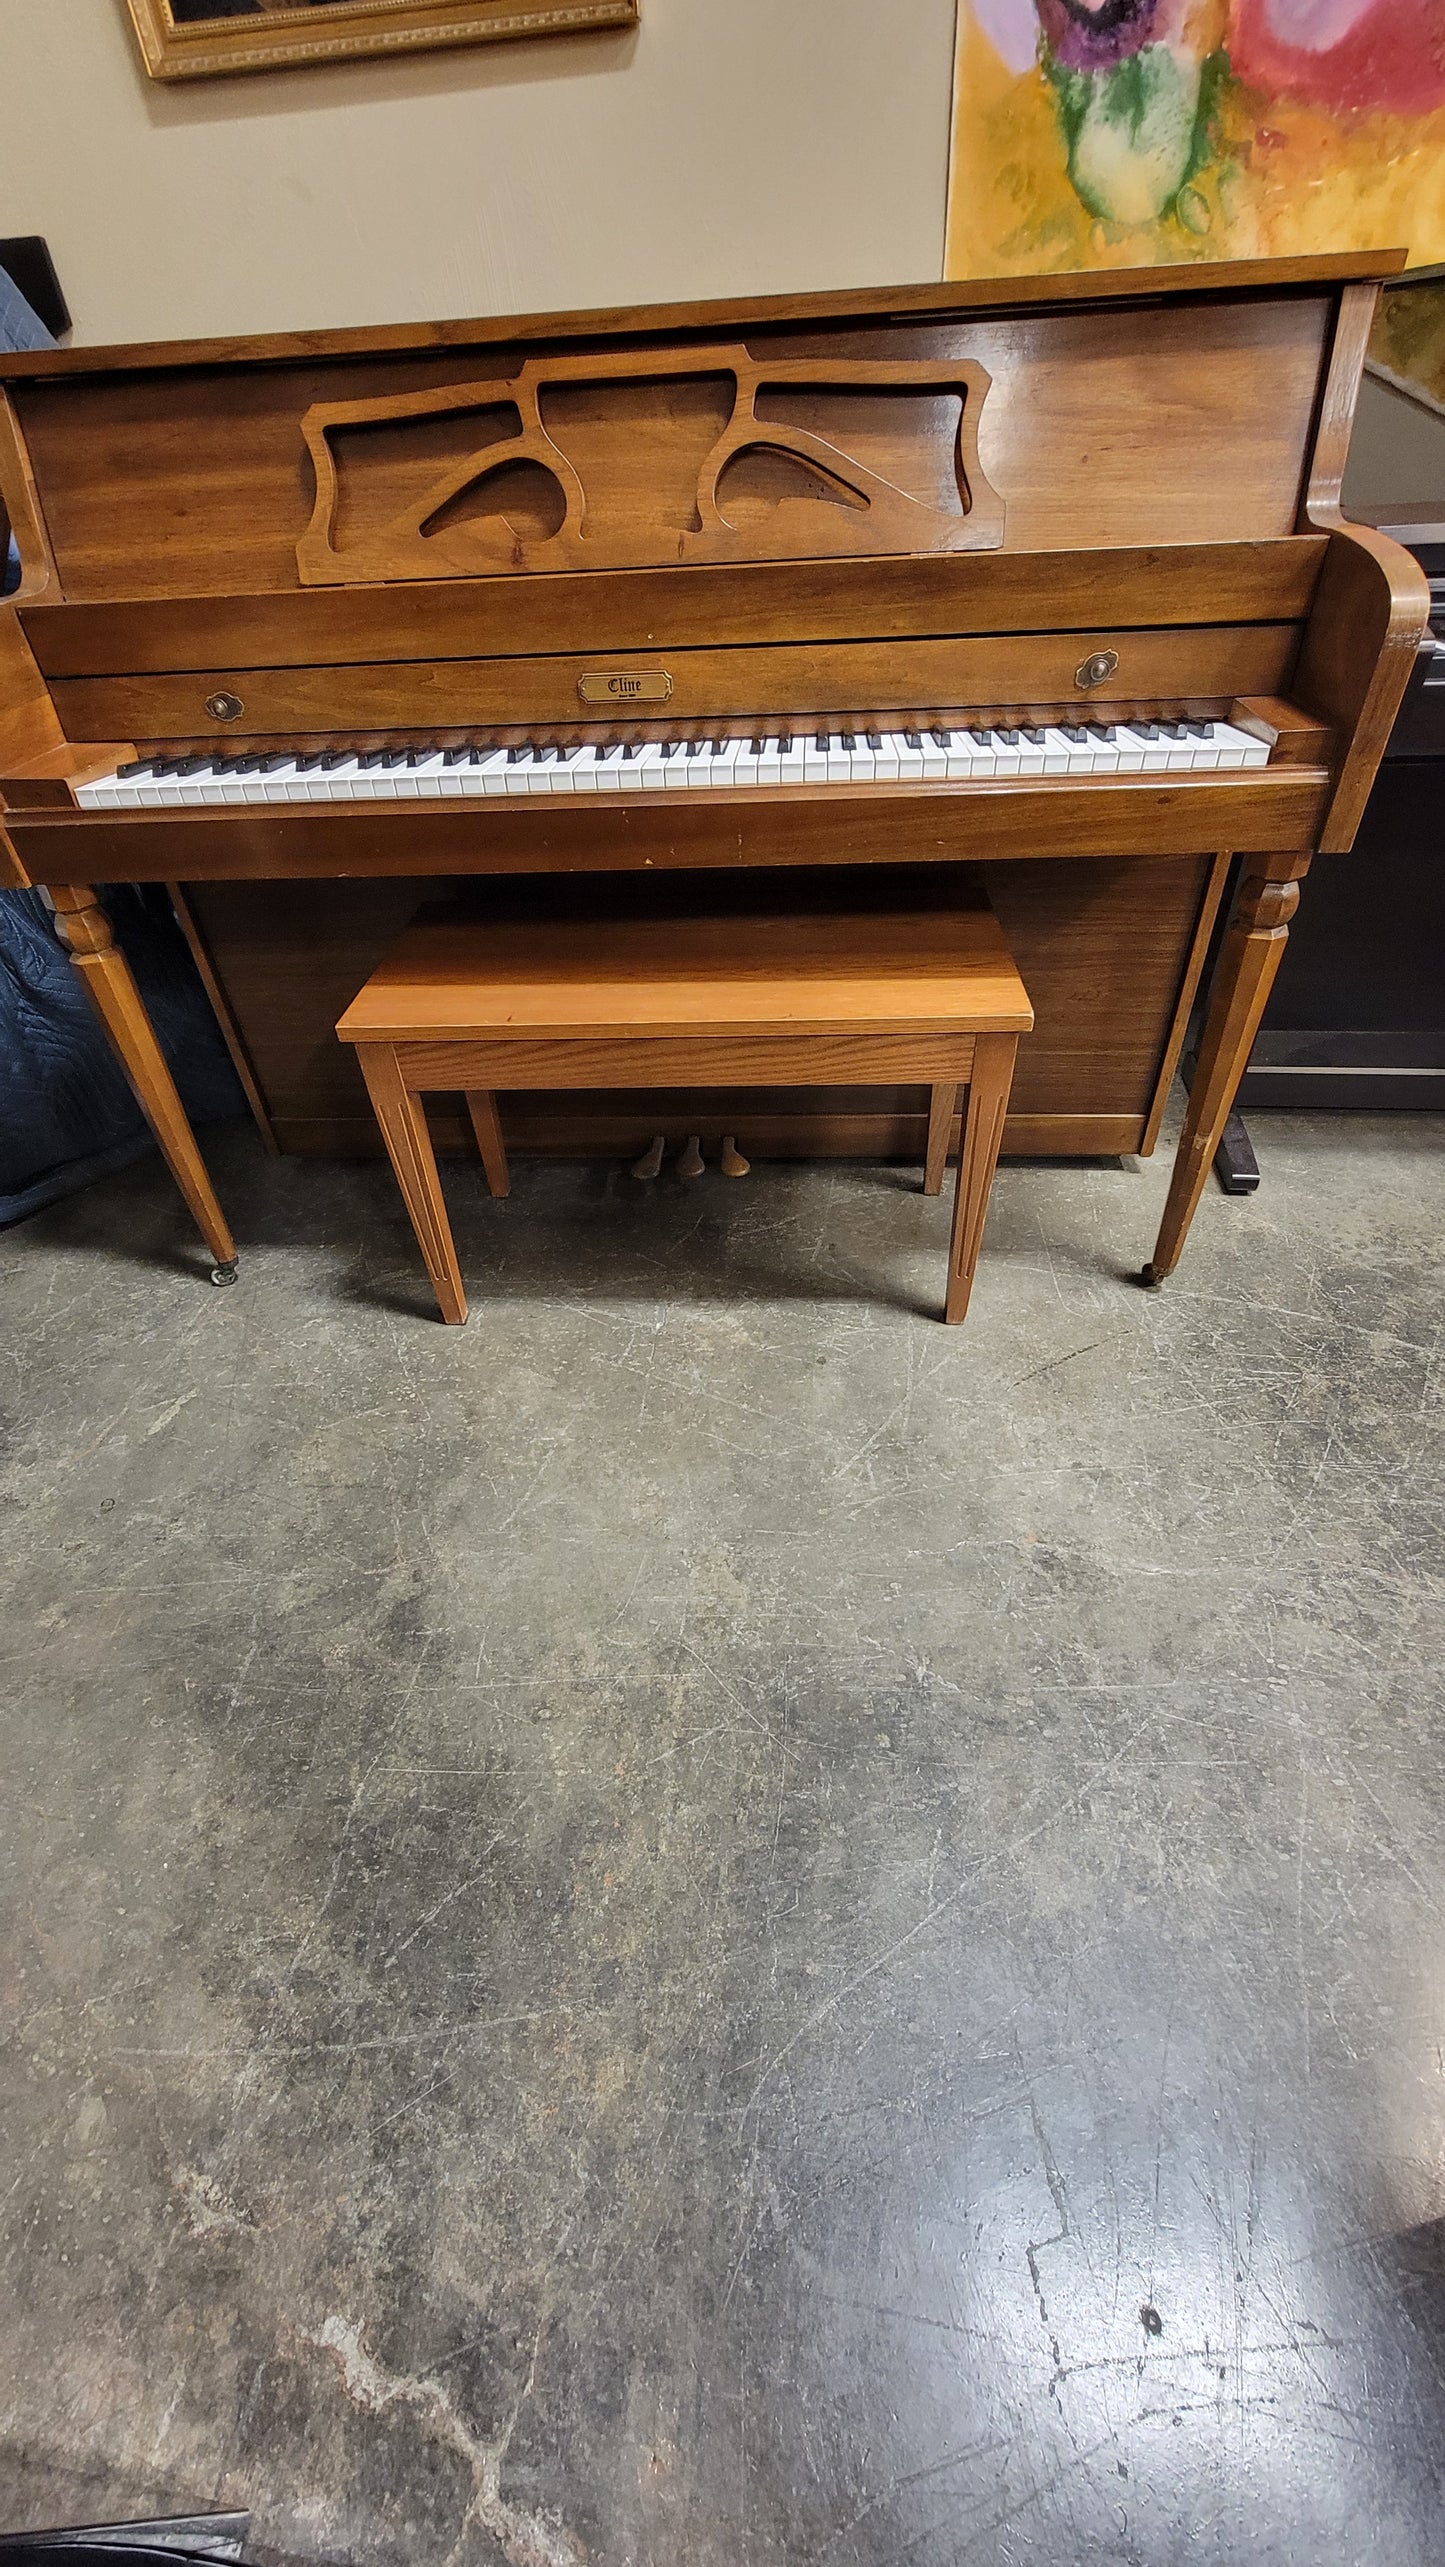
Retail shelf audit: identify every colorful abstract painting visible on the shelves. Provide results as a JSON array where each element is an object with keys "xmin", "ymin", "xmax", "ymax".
[{"xmin": 946, "ymin": 0, "xmax": 1445, "ymax": 275}]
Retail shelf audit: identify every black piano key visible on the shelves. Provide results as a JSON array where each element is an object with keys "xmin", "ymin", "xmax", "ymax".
[
  {"xmin": 1130, "ymin": 723, "xmax": 1161, "ymax": 738},
  {"xmin": 380, "ymin": 749, "xmax": 409, "ymax": 769},
  {"xmin": 840, "ymin": 732, "xmax": 857, "ymax": 751},
  {"xmin": 1085, "ymin": 725, "xmax": 1117, "ymax": 742},
  {"xmin": 866, "ymin": 731, "xmax": 882, "ymax": 750},
  {"xmin": 778, "ymin": 735, "xmax": 794, "ymax": 755},
  {"xmin": 444, "ymin": 746, "xmax": 472, "ymax": 766},
  {"xmin": 115, "ymin": 759, "xmax": 154, "ymax": 778},
  {"xmin": 996, "ymin": 729, "xmax": 1021, "ymax": 744},
  {"xmin": 257, "ymin": 753, "xmax": 293, "ymax": 772},
  {"xmin": 1159, "ymin": 722, "xmax": 1187, "ymax": 738},
  {"xmin": 170, "ymin": 755, "xmax": 210, "ymax": 776},
  {"xmin": 357, "ymin": 750, "xmax": 389, "ymax": 769},
  {"xmin": 1021, "ymin": 728, "xmax": 1047, "ymax": 744},
  {"xmin": 930, "ymin": 728, "xmax": 952, "ymax": 747},
  {"xmin": 537, "ymin": 744, "xmax": 560, "ymax": 763},
  {"xmin": 815, "ymin": 733, "xmax": 831, "ymax": 752},
  {"xmin": 967, "ymin": 728, "xmax": 993, "ymax": 747},
  {"xmin": 713, "ymin": 738, "xmax": 732, "ymax": 757},
  {"xmin": 903, "ymin": 730, "xmax": 922, "ymax": 750},
  {"xmin": 555, "ymin": 746, "xmax": 580, "ymax": 763},
  {"xmin": 404, "ymin": 748, "xmax": 433, "ymax": 767},
  {"xmin": 1183, "ymin": 720, "xmax": 1214, "ymax": 737},
  {"xmin": 687, "ymin": 739, "xmax": 707, "ymax": 757},
  {"xmin": 507, "ymin": 745, "xmax": 530, "ymax": 764},
  {"xmin": 621, "ymin": 743, "xmax": 637, "ymax": 760},
  {"xmin": 290, "ymin": 753, "xmax": 328, "ymax": 772},
  {"xmin": 233, "ymin": 754, "xmax": 270, "ymax": 773},
  {"xmin": 320, "ymin": 751, "xmax": 354, "ymax": 770},
  {"xmin": 1059, "ymin": 725, "xmax": 1088, "ymax": 743},
  {"xmin": 660, "ymin": 740, "xmax": 681, "ymax": 758}
]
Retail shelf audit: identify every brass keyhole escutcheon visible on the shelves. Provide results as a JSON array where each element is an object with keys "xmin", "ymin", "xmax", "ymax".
[
  {"xmin": 1075, "ymin": 650, "xmax": 1119, "ymax": 691},
  {"xmin": 205, "ymin": 691, "xmax": 244, "ymax": 722}
]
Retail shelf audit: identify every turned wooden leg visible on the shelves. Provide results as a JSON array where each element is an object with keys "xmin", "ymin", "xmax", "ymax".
[
  {"xmin": 358, "ymin": 1045, "xmax": 467, "ymax": 1325},
  {"xmin": 946, "ymin": 1034, "xmax": 1016, "ymax": 1325},
  {"xmin": 465, "ymin": 1091, "xmax": 510, "ymax": 1198},
  {"xmin": 49, "ymin": 883, "xmax": 237, "ymax": 1275},
  {"xmin": 1144, "ymin": 861, "xmax": 1305, "ymax": 1284},
  {"xmin": 923, "ymin": 1081, "xmax": 957, "ymax": 1196}
]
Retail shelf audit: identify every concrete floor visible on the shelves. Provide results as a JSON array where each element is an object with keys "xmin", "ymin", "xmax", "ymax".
[{"xmin": 2, "ymin": 1112, "xmax": 1443, "ymax": 2567}]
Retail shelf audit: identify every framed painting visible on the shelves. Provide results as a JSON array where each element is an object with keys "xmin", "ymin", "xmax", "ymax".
[
  {"xmin": 947, "ymin": 0, "xmax": 1445, "ymax": 276},
  {"xmin": 126, "ymin": 0, "xmax": 638, "ymax": 82}
]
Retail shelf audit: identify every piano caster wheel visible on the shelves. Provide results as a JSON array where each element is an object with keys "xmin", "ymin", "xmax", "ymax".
[
  {"xmin": 210, "ymin": 1258, "xmax": 239, "ymax": 1287},
  {"xmin": 677, "ymin": 1134, "xmax": 706, "ymax": 1181},
  {"xmin": 720, "ymin": 1135, "xmax": 750, "ymax": 1178},
  {"xmin": 1137, "ymin": 1262, "xmax": 1162, "ymax": 1288}
]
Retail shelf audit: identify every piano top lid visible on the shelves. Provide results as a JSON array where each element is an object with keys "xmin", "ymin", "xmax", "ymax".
[{"xmin": 0, "ymin": 249, "xmax": 1409, "ymax": 384}]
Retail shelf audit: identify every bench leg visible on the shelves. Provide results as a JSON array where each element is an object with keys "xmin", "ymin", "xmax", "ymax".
[
  {"xmin": 465, "ymin": 1091, "xmax": 511, "ymax": 1198},
  {"xmin": 923, "ymin": 1081, "xmax": 957, "ymax": 1196},
  {"xmin": 945, "ymin": 1034, "xmax": 1016, "ymax": 1325},
  {"xmin": 357, "ymin": 1044, "xmax": 468, "ymax": 1325}
]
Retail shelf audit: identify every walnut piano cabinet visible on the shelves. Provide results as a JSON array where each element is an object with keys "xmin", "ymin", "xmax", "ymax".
[{"xmin": 0, "ymin": 252, "xmax": 1429, "ymax": 1291}]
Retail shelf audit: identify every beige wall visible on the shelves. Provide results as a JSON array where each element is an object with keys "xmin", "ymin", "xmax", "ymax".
[{"xmin": 0, "ymin": 0, "xmax": 957, "ymax": 346}]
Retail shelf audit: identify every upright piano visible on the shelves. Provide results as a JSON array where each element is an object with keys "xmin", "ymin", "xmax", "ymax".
[{"xmin": 0, "ymin": 254, "xmax": 1427, "ymax": 1286}]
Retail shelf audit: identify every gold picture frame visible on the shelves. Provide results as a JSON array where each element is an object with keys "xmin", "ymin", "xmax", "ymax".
[{"xmin": 126, "ymin": 0, "xmax": 638, "ymax": 83}]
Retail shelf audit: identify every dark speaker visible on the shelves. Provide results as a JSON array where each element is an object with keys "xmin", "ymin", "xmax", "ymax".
[{"xmin": 0, "ymin": 237, "xmax": 70, "ymax": 341}]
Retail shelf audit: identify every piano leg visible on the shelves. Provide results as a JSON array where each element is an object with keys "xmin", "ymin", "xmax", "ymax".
[
  {"xmin": 1143, "ymin": 859, "xmax": 1306, "ymax": 1284},
  {"xmin": 49, "ymin": 883, "xmax": 238, "ymax": 1281}
]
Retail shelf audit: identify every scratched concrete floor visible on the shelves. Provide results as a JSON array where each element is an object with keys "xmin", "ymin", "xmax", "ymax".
[{"xmin": 2, "ymin": 1113, "xmax": 1444, "ymax": 2567}]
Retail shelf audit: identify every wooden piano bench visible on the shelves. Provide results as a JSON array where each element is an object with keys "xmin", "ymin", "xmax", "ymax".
[{"xmin": 336, "ymin": 897, "xmax": 1034, "ymax": 1327}]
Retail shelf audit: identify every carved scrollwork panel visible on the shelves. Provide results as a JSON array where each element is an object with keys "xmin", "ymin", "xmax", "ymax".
[{"xmin": 296, "ymin": 345, "xmax": 1004, "ymax": 584}]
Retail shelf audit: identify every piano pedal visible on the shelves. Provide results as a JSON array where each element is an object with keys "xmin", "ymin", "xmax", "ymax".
[
  {"xmin": 678, "ymin": 1134, "xmax": 706, "ymax": 1180},
  {"xmin": 720, "ymin": 1135, "xmax": 750, "ymax": 1178},
  {"xmin": 631, "ymin": 1132, "xmax": 666, "ymax": 1181}
]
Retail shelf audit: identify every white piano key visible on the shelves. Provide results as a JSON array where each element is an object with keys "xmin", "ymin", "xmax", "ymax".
[
  {"xmin": 1117, "ymin": 726, "xmax": 1169, "ymax": 773},
  {"xmin": 945, "ymin": 731, "xmax": 996, "ymax": 779},
  {"xmin": 1215, "ymin": 719, "xmax": 1270, "ymax": 768},
  {"xmin": 1042, "ymin": 728, "xmax": 1097, "ymax": 772},
  {"xmin": 1182, "ymin": 723, "xmax": 1224, "ymax": 771},
  {"xmin": 888, "ymin": 733, "xmax": 928, "ymax": 782}
]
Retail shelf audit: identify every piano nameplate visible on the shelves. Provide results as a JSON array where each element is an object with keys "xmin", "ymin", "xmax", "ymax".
[{"xmin": 577, "ymin": 670, "xmax": 673, "ymax": 704}]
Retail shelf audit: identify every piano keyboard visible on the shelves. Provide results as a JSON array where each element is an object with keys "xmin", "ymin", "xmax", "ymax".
[{"xmin": 76, "ymin": 719, "xmax": 1271, "ymax": 810}]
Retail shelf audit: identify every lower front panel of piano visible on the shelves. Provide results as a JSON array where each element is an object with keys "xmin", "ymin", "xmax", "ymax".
[{"xmin": 182, "ymin": 854, "xmax": 1226, "ymax": 1165}]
